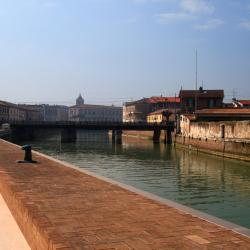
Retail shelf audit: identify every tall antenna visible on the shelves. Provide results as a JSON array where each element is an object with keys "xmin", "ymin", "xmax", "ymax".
[
  {"xmin": 195, "ymin": 49, "xmax": 198, "ymax": 91},
  {"xmin": 195, "ymin": 49, "xmax": 198, "ymax": 112},
  {"xmin": 232, "ymin": 88, "xmax": 237, "ymax": 100}
]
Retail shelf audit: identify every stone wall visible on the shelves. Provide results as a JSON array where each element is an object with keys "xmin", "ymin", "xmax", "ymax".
[
  {"xmin": 122, "ymin": 130, "xmax": 166, "ymax": 141},
  {"xmin": 182, "ymin": 120, "xmax": 250, "ymax": 140},
  {"xmin": 174, "ymin": 135, "xmax": 250, "ymax": 161}
]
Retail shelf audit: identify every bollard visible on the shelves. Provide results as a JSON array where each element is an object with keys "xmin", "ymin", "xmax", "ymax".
[{"xmin": 17, "ymin": 145, "xmax": 37, "ymax": 164}]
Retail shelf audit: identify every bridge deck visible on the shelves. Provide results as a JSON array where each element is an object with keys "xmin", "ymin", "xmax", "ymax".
[
  {"xmin": 0, "ymin": 139, "xmax": 249, "ymax": 249},
  {"xmin": 9, "ymin": 121, "xmax": 174, "ymax": 131}
]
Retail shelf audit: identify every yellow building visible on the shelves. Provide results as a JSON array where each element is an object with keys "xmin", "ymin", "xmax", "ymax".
[{"xmin": 147, "ymin": 109, "xmax": 170, "ymax": 123}]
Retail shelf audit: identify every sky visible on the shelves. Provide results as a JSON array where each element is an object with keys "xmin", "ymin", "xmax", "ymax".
[{"xmin": 0, "ymin": 0, "xmax": 250, "ymax": 106}]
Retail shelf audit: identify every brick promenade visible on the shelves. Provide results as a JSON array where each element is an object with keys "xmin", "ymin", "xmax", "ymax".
[{"xmin": 0, "ymin": 139, "xmax": 249, "ymax": 249}]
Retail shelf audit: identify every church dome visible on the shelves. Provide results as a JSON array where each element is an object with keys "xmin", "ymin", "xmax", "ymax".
[{"xmin": 76, "ymin": 94, "xmax": 84, "ymax": 106}]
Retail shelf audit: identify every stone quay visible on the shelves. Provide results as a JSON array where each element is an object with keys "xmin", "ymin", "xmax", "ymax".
[{"xmin": 0, "ymin": 139, "xmax": 249, "ymax": 249}]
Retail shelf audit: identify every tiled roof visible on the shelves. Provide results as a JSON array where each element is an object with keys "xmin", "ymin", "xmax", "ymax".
[
  {"xmin": 148, "ymin": 109, "xmax": 172, "ymax": 115},
  {"xmin": 196, "ymin": 108, "xmax": 250, "ymax": 115},
  {"xmin": 126, "ymin": 97, "xmax": 180, "ymax": 105},
  {"xmin": 182, "ymin": 114, "xmax": 196, "ymax": 121},
  {"xmin": 179, "ymin": 90, "xmax": 224, "ymax": 98},
  {"xmin": 147, "ymin": 97, "xmax": 181, "ymax": 104},
  {"xmin": 70, "ymin": 104, "xmax": 122, "ymax": 109},
  {"xmin": 0, "ymin": 100, "xmax": 16, "ymax": 107},
  {"xmin": 183, "ymin": 108, "xmax": 250, "ymax": 121},
  {"xmin": 237, "ymin": 100, "xmax": 250, "ymax": 105}
]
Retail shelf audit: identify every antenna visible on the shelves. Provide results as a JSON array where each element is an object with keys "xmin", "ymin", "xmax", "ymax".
[
  {"xmin": 196, "ymin": 49, "xmax": 198, "ymax": 91},
  {"xmin": 195, "ymin": 49, "xmax": 198, "ymax": 112},
  {"xmin": 232, "ymin": 88, "xmax": 237, "ymax": 100}
]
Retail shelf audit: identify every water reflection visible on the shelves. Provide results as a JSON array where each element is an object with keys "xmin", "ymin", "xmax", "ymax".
[{"xmin": 13, "ymin": 130, "xmax": 250, "ymax": 228}]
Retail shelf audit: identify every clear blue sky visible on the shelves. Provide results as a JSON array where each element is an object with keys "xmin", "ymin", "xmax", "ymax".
[{"xmin": 0, "ymin": 0, "xmax": 250, "ymax": 106}]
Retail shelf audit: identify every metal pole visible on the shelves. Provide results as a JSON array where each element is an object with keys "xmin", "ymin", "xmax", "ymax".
[{"xmin": 195, "ymin": 49, "xmax": 198, "ymax": 113}]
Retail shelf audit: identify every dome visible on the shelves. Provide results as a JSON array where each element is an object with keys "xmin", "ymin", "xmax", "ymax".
[{"xmin": 76, "ymin": 94, "xmax": 84, "ymax": 106}]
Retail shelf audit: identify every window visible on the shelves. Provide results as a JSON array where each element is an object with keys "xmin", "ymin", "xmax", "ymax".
[
  {"xmin": 187, "ymin": 98, "xmax": 194, "ymax": 107},
  {"xmin": 208, "ymin": 99, "xmax": 215, "ymax": 108},
  {"xmin": 221, "ymin": 124, "xmax": 225, "ymax": 139}
]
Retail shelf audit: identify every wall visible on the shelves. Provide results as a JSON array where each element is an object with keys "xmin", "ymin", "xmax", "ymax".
[
  {"xmin": 0, "ymin": 104, "xmax": 9, "ymax": 123},
  {"xmin": 147, "ymin": 114, "xmax": 163, "ymax": 123},
  {"xmin": 69, "ymin": 105, "xmax": 122, "ymax": 122},
  {"xmin": 180, "ymin": 97, "xmax": 223, "ymax": 113},
  {"xmin": 181, "ymin": 120, "xmax": 250, "ymax": 140},
  {"xmin": 174, "ymin": 135, "xmax": 250, "ymax": 161},
  {"xmin": 123, "ymin": 103, "xmax": 152, "ymax": 122}
]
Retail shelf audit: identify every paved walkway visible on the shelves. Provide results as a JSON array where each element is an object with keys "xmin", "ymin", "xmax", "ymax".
[
  {"xmin": 0, "ymin": 139, "xmax": 250, "ymax": 249},
  {"xmin": 0, "ymin": 194, "xmax": 30, "ymax": 250}
]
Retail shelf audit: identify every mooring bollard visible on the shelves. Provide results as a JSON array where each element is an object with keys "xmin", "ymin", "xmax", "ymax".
[{"xmin": 17, "ymin": 144, "xmax": 37, "ymax": 164}]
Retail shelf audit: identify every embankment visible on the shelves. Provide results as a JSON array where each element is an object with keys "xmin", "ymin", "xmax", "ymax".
[
  {"xmin": 174, "ymin": 135, "xmax": 250, "ymax": 162},
  {"xmin": 0, "ymin": 139, "xmax": 249, "ymax": 249},
  {"xmin": 122, "ymin": 130, "xmax": 250, "ymax": 162}
]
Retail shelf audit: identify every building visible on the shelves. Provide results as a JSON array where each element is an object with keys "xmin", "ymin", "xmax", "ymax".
[
  {"xmin": 43, "ymin": 105, "xmax": 69, "ymax": 121},
  {"xmin": 18, "ymin": 104, "xmax": 44, "ymax": 121},
  {"xmin": 0, "ymin": 101, "xmax": 27, "ymax": 123},
  {"xmin": 180, "ymin": 108, "xmax": 250, "ymax": 140},
  {"xmin": 0, "ymin": 101, "xmax": 9, "ymax": 123},
  {"xmin": 232, "ymin": 99, "xmax": 250, "ymax": 108},
  {"xmin": 18, "ymin": 104, "xmax": 69, "ymax": 121},
  {"xmin": 147, "ymin": 109, "xmax": 174, "ymax": 124},
  {"xmin": 0, "ymin": 101, "xmax": 41, "ymax": 123},
  {"xmin": 123, "ymin": 96, "xmax": 180, "ymax": 122},
  {"xmin": 69, "ymin": 94, "xmax": 122, "ymax": 122},
  {"xmin": 179, "ymin": 87, "xmax": 224, "ymax": 114}
]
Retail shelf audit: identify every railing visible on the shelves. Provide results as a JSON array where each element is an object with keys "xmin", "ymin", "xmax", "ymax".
[{"xmin": 9, "ymin": 120, "xmax": 175, "ymax": 130}]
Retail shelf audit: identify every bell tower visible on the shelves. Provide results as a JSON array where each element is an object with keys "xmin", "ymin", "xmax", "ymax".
[{"xmin": 76, "ymin": 94, "xmax": 84, "ymax": 106}]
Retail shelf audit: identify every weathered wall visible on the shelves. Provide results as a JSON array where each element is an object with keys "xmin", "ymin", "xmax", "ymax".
[
  {"xmin": 182, "ymin": 120, "xmax": 250, "ymax": 140},
  {"xmin": 122, "ymin": 130, "xmax": 167, "ymax": 141},
  {"xmin": 174, "ymin": 135, "xmax": 250, "ymax": 161}
]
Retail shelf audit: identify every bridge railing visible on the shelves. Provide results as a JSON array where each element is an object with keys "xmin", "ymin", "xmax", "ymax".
[{"xmin": 9, "ymin": 121, "xmax": 175, "ymax": 130}]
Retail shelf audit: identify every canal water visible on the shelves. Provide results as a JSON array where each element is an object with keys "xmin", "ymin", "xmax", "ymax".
[{"xmin": 14, "ymin": 130, "xmax": 250, "ymax": 229}]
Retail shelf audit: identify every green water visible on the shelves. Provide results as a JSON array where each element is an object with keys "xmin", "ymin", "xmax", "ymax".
[{"xmin": 15, "ymin": 130, "xmax": 250, "ymax": 229}]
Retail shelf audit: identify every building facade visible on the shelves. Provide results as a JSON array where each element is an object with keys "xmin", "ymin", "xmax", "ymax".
[
  {"xmin": 0, "ymin": 101, "xmax": 9, "ymax": 123},
  {"xmin": 147, "ymin": 109, "xmax": 174, "ymax": 123},
  {"xmin": 43, "ymin": 105, "xmax": 69, "ymax": 121},
  {"xmin": 232, "ymin": 99, "xmax": 250, "ymax": 108},
  {"xmin": 0, "ymin": 101, "xmax": 42, "ymax": 123},
  {"xmin": 180, "ymin": 109, "xmax": 250, "ymax": 140},
  {"xmin": 179, "ymin": 87, "xmax": 224, "ymax": 114},
  {"xmin": 123, "ymin": 96, "xmax": 180, "ymax": 122},
  {"xmin": 69, "ymin": 95, "xmax": 122, "ymax": 122},
  {"xmin": 18, "ymin": 104, "xmax": 44, "ymax": 121},
  {"xmin": 18, "ymin": 104, "xmax": 69, "ymax": 121}
]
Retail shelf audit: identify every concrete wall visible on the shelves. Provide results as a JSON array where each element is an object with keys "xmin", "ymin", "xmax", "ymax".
[
  {"xmin": 69, "ymin": 105, "xmax": 122, "ymax": 122},
  {"xmin": 181, "ymin": 120, "xmax": 250, "ymax": 140},
  {"xmin": 174, "ymin": 135, "xmax": 250, "ymax": 161},
  {"xmin": 123, "ymin": 103, "xmax": 152, "ymax": 122}
]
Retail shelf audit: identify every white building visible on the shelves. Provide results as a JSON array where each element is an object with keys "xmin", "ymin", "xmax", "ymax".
[{"xmin": 69, "ymin": 94, "xmax": 122, "ymax": 122}]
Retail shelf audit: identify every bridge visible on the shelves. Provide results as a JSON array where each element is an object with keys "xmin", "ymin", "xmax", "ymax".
[{"xmin": 9, "ymin": 121, "xmax": 175, "ymax": 144}]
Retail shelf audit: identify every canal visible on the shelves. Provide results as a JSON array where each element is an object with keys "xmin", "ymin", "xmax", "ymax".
[{"xmin": 13, "ymin": 130, "xmax": 250, "ymax": 229}]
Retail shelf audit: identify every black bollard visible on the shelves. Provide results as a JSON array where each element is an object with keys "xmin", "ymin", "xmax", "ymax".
[{"xmin": 17, "ymin": 145, "xmax": 37, "ymax": 164}]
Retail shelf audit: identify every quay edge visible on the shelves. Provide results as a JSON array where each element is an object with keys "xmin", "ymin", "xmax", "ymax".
[{"xmin": 0, "ymin": 139, "xmax": 250, "ymax": 250}]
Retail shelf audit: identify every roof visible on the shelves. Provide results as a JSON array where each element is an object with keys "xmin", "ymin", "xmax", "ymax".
[
  {"xmin": 182, "ymin": 108, "xmax": 250, "ymax": 122},
  {"xmin": 237, "ymin": 100, "xmax": 250, "ymax": 105},
  {"xmin": 196, "ymin": 108, "xmax": 250, "ymax": 116},
  {"xmin": 183, "ymin": 108, "xmax": 250, "ymax": 121},
  {"xmin": 70, "ymin": 104, "xmax": 122, "ymax": 109},
  {"xmin": 147, "ymin": 97, "xmax": 181, "ymax": 104},
  {"xmin": 0, "ymin": 100, "xmax": 16, "ymax": 107},
  {"xmin": 181, "ymin": 114, "xmax": 197, "ymax": 121},
  {"xmin": 148, "ymin": 109, "xmax": 172, "ymax": 116},
  {"xmin": 125, "ymin": 96, "xmax": 181, "ymax": 106},
  {"xmin": 179, "ymin": 89, "xmax": 224, "ymax": 98}
]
